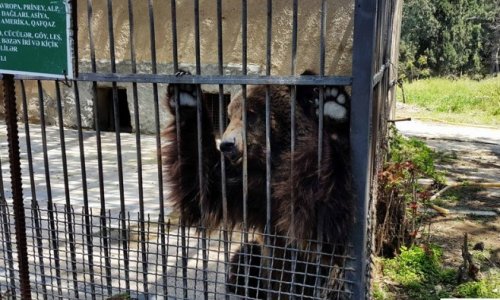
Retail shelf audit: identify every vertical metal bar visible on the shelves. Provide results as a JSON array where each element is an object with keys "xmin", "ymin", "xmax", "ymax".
[
  {"xmin": 146, "ymin": 0, "xmax": 168, "ymax": 296},
  {"xmin": 129, "ymin": 0, "xmax": 150, "ymax": 297},
  {"xmin": 2, "ymin": 75, "xmax": 31, "ymax": 299},
  {"xmin": 0, "ymin": 194, "xmax": 16, "ymax": 298},
  {"xmin": 106, "ymin": 0, "xmax": 131, "ymax": 292},
  {"xmin": 291, "ymin": 0, "xmax": 298, "ymax": 75},
  {"xmin": 169, "ymin": 1, "xmax": 188, "ymax": 297},
  {"xmin": 20, "ymin": 80, "xmax": 48, "ymax": 299},
  {"xmin": 264, "ymin": 1, "xmax": 273, "ymax": 298},
  {"xmin": 54, "ymin": 80, "xmax": 80, "ymax": 298},
  {"xmin": 317, "ymin": 0, "xmax": 327, "ymax": 172},
  {"xmin": 241, "ymin": 0, "xmax": 250, "ymax": 297},
  {"xmin": 170, "ymin": 0, "xmax": 179, "ymax": 72},
  {"xmin": 215, "ymin": 1, "xmax": 230, "ymax": 298},
  {"xmin": 71, "ymin": 0, "xmax": 79, "ymax": 76},
  {"xmin": 241, "ymin": 0, "xmax": 248, "ymax": 237},
  {"xmin": 62, "ymin": 203, "xmax": 72, "ymax": 295},
  {"xmin": 193, "ymin": 1, "xmax": 209, "ymax": 298},
  {"xmin": 37, "ymin": 80, "xmax": 63, "ymax": 299},
  {"xmin": 86, "ymin": 0, "xmax": 112, "ymax": 294},
  {"xmin": 289, "ymin": 1, "xmax": 299, "ymax": 296},
  {"xmin": 73, "ymin": 81, "xmax": 96, "ymax": 299},
  {"xmin": 349, "ymin": 0, "xmax": 378, "ymax": 299},
  {"xmin": 319, "ymin": 0, "xmax": 327, "ymax": 77},
  {"xmin": 313, "ymin": 2, "xmax": 327, "ymax": 295}
]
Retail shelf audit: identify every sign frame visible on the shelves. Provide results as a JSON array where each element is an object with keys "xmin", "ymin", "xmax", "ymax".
[{"xmin": 0, "ymin": 0, "xmax": 74, "ymax": 79}]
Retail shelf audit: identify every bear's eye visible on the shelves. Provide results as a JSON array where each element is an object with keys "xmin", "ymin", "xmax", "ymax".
[{"xmin": 246, "ymin": 111, "xmax": 258, "ymax": 124}]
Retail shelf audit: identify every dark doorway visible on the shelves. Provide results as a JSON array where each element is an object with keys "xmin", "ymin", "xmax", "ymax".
[
  {"xmin": 205, "ymin": 92, "xmax": 231, "ymax": 136},
  {"xmin": 96, "ymin": 87, "xmax": 132, "ymax": 132}
]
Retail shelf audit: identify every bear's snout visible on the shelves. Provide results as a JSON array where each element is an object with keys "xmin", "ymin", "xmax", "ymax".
[
  {"xmin": 219, "ymin": 140, "xmax": 236, "ymax": 154},
  {"xmin": 219, "ymin": 140, "xmax": 242, "ymax": 163}
]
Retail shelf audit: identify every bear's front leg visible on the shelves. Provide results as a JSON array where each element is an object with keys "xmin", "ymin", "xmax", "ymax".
[
  {"xmin": 227, "ymin": 241, "xmax": 267, "ymax": 299},
  {"xmin": 162, "ymin": 70, "xmax": 220, "ymax": 226}
]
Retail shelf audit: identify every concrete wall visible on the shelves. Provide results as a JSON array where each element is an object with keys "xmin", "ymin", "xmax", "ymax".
[
  {"xmin": 76, "ymin": 0, "xmax": 354, "ymax": 75},
  {"xmin": 11, "ymin": 0, "xmax": 355, "ymax": 133}
]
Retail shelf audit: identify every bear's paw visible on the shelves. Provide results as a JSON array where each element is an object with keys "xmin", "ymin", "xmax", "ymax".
[
  {"xmin": 167, "ymin": 70, "xmax": 198, "ymax": 108},
  {"xmin": 315, "ymin": 87, "xmax": 349, "ymax": 123}
]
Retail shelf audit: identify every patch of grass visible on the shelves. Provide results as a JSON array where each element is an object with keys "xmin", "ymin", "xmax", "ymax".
[
  {"xmin": 397, "ymin": 76, "xmax": 500, "ymax": 126},
  {"xmin": 454, "ymin": 273, "xmax": 500, "ymax": 298},
  {"xmin": 380, "ymin": 245, "xmax": 500, "ymax": 300},
  {"xmin": 382, "ymin": 245, "xmax": 456, "ymax": 300}
]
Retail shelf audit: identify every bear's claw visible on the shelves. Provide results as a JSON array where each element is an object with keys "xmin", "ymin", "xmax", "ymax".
[{"xmin": 168, "ymin": 70, "xmax": 198, "ymax": 108}]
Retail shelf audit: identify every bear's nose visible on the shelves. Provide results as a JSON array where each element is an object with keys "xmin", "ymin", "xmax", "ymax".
[{"xmin": 219, "ymin": 141, "xmax": 236, "ymax": 154}]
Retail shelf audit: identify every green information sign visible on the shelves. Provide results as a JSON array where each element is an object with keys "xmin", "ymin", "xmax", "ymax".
[{"xmin": 0, "ymin": 0, "xmax": 73, "ymax": 79}]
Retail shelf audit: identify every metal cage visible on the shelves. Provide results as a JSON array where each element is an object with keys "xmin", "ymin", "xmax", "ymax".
[{"xmin": 0, "ymin": 0, "xmax": 401, "ymax": 299}]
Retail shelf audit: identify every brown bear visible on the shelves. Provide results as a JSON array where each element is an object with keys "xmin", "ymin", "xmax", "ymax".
[{"xmin": 162, "ymin": 70, "xmax": 353, "ymax": 299}]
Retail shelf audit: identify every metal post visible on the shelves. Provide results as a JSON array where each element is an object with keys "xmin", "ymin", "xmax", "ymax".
[
  {"xmin": 2, "ymin": 74, "xmax": 32, "ymax": 299},
  {"xmin": 349, "ymin": 0, "xmax": 378, "ymax": 299}
]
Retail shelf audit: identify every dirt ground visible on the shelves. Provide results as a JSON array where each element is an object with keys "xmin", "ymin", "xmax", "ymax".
[{"xmin": 395, "ymin": 103, "xmax": 500, "ymax": 270}]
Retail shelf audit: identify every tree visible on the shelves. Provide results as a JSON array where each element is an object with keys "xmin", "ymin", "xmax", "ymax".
[
  {"xmin": 485, "ymin": 0, "xmax": 499, "ymax": 74},
  {"xmin": 400, "ymin": 0, "xmax": 496, "ymax": 78}
]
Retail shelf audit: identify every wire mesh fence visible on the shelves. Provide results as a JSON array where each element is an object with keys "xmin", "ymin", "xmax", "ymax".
[
  {"xmin": 0, "ymin": 0, "xmax": 400, "ymax": 299},
  {"xmin": 0, "ymin": 202, "xmax": 355, "ymax": 299}
]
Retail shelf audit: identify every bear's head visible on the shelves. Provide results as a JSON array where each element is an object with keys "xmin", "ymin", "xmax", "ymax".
[{"xmin": 218, "ymin": 85, "xmax": 314, "ymax": 168}]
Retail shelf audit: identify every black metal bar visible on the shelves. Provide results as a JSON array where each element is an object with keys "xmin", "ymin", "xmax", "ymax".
[
  {"xmin": 320, "ymin": 0, "xmax": 327, "ymax": 76},
  {"xmin": 86, "ymin": 0, "xmax": 97, "ymax": 74},
  {"xmin": 264, "ymin": 1, "xmax": 273, "ymax": 298},
  {"xmin": 289, "ymin": 0, "xmax": 299, "ymax": 296},
  {"xmin": 15, "ymin": 73, "xmax": 353, "ymax": 86},
  {"xmin": 73, "ymin": 80, "xmax": 96, "ymax": 300},
  {"xmin": 147, "ymin": 0, "xmax": 167, "ymax": 296},
  {"xmin": 241, "ymin": 1, "xmax": 250, "ymax": 297},
  {"xmin": 170, "ymin": 0, "xmax": 179, "ymax": 72},
  {"xmin": 71, "ymin": 0, "xmax": 78, "ymax": 76},
  {"xmin": 37, "ymin": 80, "xmax": 63, "ymax": 299},
  {"xmin": 314, "ymin": 4, "xmax": 328, "ymax": 289},
  {"xmin": 169, "ymin": 1, "xmax": 188, "ymax": 298},
  {"xmin": 349, "ymin": 0, "xmax": 378, "ymax": 299},
  {"xmin": 193, "ymin": 1, "xmax": 209, "ymax": 298},
  {"xmin": 0, "ymin": 190, "xmax": 16, "ymax": 298},
  {"xmin": 2, "ymin": 74, "xmax": 31, "ymax": 299},
  {"xmin": 215, "ymin": 1, "xmax": 230, "ymax": 299},
  {"xmin": 86, "ymin": 0, "xmax": 112, "ymax": 293},
  {"xmin": 128, "ymin": 0, "xmax": 150, "ymax": 297},
  {"xmin": 54, "ymin": 80, "xmax": 80, "ymax": 298},
  {"xmin": 19, "ymin": 80, "xmax": 48, "ymax": 299},
  {"xmin": 106, "ymin": 0, "xmax": 131, "ymax": 292}
]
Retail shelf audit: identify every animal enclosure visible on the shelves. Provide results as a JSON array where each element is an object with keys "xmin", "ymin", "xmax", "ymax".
[{"xmin": 0, "ymin": 0, "xmax": 401, "ymax": 299}]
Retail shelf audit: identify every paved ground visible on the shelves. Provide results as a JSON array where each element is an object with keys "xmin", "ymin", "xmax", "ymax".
[
  {"xmin": 0, "ymin": 123, "xmax": 233, "ymax": 299},
  {"xmin": 0, "ymin": 123, "xmax": 167, "ymax": 218},
  {"xmin": 0, "ymin": 119, "xmax": 498, "ymax": 298}
]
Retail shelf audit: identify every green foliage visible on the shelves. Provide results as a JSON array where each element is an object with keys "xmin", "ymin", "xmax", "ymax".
[
  {"xmin": 376, "ymin": 128, "xmax": 444, "ymax": 256},
  {"xmin": 383, "ymin": 245, "xmax": 456, "ymax": 299},
  {"xmin": 454, "ymin": 275, "xmax": 500, "ymax": 298},
  {"xmin": 388, "ymin": 127, "xmax": 444, "ymax": 184},
  {"xmin": 397, "ymin": 76, "xmax": 500, "ymax": 125},
  {"xmin": 372, "ymin": 281, "xmax": 393, "ymax": 300},
  {"xmin": 400, "ymin": 0, "xmax": 498, "ymax": 79}
]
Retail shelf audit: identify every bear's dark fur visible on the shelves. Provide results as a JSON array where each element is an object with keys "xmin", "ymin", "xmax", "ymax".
[{"xmin": 162, "ymin": 71, "xmax": 353, "ymax": 298}]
